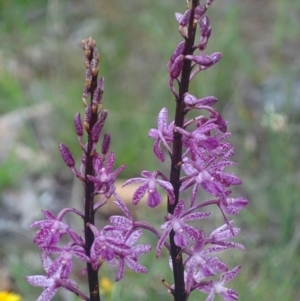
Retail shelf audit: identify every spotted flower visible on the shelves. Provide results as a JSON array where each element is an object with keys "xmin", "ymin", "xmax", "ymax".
[
  {"xmin": 107, "ymin": 229, "xmax": 152, "ymax": 281},
  {"xmin": 30, "ymin": 210, "xmax": 73, "ymax": 249},
  {"xmin": 148, "ymin": 108, "xmax": 174, "ymax": 162},
  {"xmin": 123, "ymin": 170, "xmax": 175, "ymax": 208},
  {"xmin": 26, "ymin": 266, "xmax": 79, "ymax": 301},
  {"xmin": 156, "ymin": 200, "xmax": 210, "ymax": 256},
  {"xmin": 197, "ymin": 266, "xmax": 241, "ymax": 301},
  {"xmin": 42, "ymin": 244, "xmax": 90, "ymax": 278},
  {"xmin": 88, "ymin": 152, "xmax": 125, "ymax": 196}
]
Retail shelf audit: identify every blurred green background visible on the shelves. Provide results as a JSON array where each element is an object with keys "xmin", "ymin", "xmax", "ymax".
[{"xmin": 1, "ymin": 0, "xmax": 300, "ymax": 300}]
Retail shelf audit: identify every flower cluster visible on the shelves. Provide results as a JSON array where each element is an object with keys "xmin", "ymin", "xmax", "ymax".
[
  {"xmin": 123, "ymin": 1, "xmax": 247, "ymax": 300},
  {"xmin": 27, "ymin": 2, "xmax": 248, "ymax": 301},
  {"xmin": 27, "ymin": 38, "xmax": 151, "ymax": 301}
]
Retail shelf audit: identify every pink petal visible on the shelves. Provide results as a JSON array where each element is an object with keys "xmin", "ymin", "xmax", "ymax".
[
  {"xmin": 146, "ymin": 190, "xmax": 162, "ymax": 207},
  {"xmin": 132, "ymin": 183, "xmax": 148, "ymax": 205}
]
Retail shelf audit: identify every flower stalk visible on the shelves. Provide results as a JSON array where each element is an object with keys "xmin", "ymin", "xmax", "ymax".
[
  {"xmin": 168, "ymin": 1, "xmax": 200, "ymax": 301},
  {"xmin": 81, "ymin": 38, "xmax": 101, "ymax": 301}
]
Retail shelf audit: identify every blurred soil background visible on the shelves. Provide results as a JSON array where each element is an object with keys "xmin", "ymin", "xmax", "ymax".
[{"xmin": 1, "ymin": 0, "xmax": 300, "ymax": 300}]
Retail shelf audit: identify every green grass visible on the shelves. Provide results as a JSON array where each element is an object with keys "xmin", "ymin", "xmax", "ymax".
[{"xmin": 1, "ymin": 0, "xmax": 300, "ymax": 300}]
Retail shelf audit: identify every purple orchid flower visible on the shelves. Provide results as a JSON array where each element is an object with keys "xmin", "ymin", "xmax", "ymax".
[
  {"xmin": 180, "ymin": 155, "xmax": 241, "ymax": 206},
  {"xmin": 123, "ymin": 170, "xmax": 175, "ymax": 208},
  {"xmin": 156, "ymin": 200, "xmax": 210, "ymax": 256},
  {"xmin": 208, "ymin": 221, "xmax": 245, "ymax": 250},
  {"xmin": 185, "ymin": 233, "xmax": 229, "ymax": 293},
  {"xmin": 219, "ymin": 192, "xmax": 248, "ymax": 215},
  {"xmin": 107, "ymin": 229, "xmax": 152, "ymax": 281},
  {"xmin": 30, "ymin": 210, "xmax": 81, "ymax": 249},
  {"xmin": 148, "ymin": 108, "xmax": 174, "ymax": 162},
  {"xmin": 43, "ymin": 243, "xmax": 90, "ymax": 278},
  {"xmin": 87, "ymin": 152, "xmax": 126, "ymax": 196},
  {"xmin": 89, "ymin": 224, "xmax": 126, "ymax": 270},
  {"xmin": 197, "ymin": 266, "xmax": 241, "ymax": 301},
  {"xmin": 26, "ymin": 260, "xmax": 85, "ymax": 301}
]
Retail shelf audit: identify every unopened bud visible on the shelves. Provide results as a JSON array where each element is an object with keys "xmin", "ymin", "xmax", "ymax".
[
  {"xmin": 84, "ymin": 105, "xmax": 92, "ymax": 131},
  {"xmin": 82, "ymin": 86, "xmax": 89, "ymax": 107},
  {"xmin": 101, "ymin": 133, "xmax": 111, "ymax": 155},
  {"xmin": 92, "ymin": 78, "xmax": 105, "ymax": 112},
  {"xmin": 167, "ymin": 41, "xmax": 186, "ymax": 71},
  {"xmin": 194, "ymin": 5, "xmax": 205, "ymax": 21},
  {"xmin": 74, "ymin": 113, "xmax": 83, "ymax": 136},
  {"xmin": 98, "ymin": 77, "xmax": 105, "ymax": 91},
  {"xmin": 91, "ymin": 120, "xmax": 103, "ymax": 144},
  {"xmin": 170, "ymin": 54, "xmax": 184, "ymax": 79},
  {"xmin": 91, "ymin": 110, "xmax": 108, "ymax": 143},
  {"xmin": 90, "ymin": 48, "xmax": 100, "ymax": 76},
  {"xmin": 209, "ymin": 52, "xmax": 222, "ymax": 64},
  {"xmin": 81, "ymin": 40, "xmax": 91, "ymax": 58},
  {"xmin": 87, "ymin": 37, "xmax": 96, "ymax": 49},
  {"xmin": 185, "ymin": 54, "xmax": 213, "ymax": 66},
  {"xmin": 200, "ymin": 16, "xmax": 210, "ymax": 34},
  {"xmin": 180, "ymin": 9, "xmax": 191, "ymax": 26},
  {"xmin": 85, "ymin": 68, "xmax": 92, "ymax": 89},
  {"xmin": 183, "ymin": 93, "xmax": 198, "ymax": 105},
  {"xmin": 59, "ymin": 143, "xmax": 75, "ymax": 167},
  {"xmin": 194, "ymin": 96, "xmax": 218, "ymax": 107}
]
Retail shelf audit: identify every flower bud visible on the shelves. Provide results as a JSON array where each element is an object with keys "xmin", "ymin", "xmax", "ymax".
[
  {"xmin": 84, "ymin": 105, "xmax": 92, "ymax": 123},
  {"xmin": 82, "ymin": 86, "xmax": 89, "ymax": 106},
  {"xmin": 178, "ymin": 9, "xmax": 191, "ymax": 38},
  {"xmin": 200, "ymin": 16, "xmax": 210, "ymax": 35},
  {"xmin": 92, "ymin": 77, "xmax": 105, "ymax": 112},
  {"xmin": 209, "ymin": 52, "xmax": 222, "ymax": 64},
  {"xmin": 185, "ymin": 54, "xmax": 213, "ymax": 66},
  {"xmin": 91, "ymin": 47, "xmax": 100, "ymax": 77},
  {"xmin": 84, "ymin": 105, "xmax": 92, "ymax": 131},
  {"xmin": 195, "ymin": 96, "xmax": 218, "ymax": 107},
  {"xmin": 101, "ymin": 133, "xmax": 111, "ymax": 155},
  {"xmin": 85, "ymin": 68, "xmax": 92, "ymax": 89},
  {"xmin": 91, "ymin": 110, "xmax": 108, "ymax": 143},
  {"xmin": 183, "ymin": 93, "xmax": 198, "ymax": 105},
  {"xmin": 59, "ymin": 143, "xmax": 75, "ymax": 167},
  {"xmin": 167, "ymin": 41, "xmax": 185, "ymax": 71},
  {"xmin": 74, "ymin": 112, "xmax": 83, "ymax": 136},
  {"xmin": 98, "ymin": 77, "xmax": 105, "ymax": 91},
  {"xmin": 170, "ymin": 54, "xmax": 184, "ymax": 79},
  {"xmin": 81, "ymin": 39, "xmax": 91, "ymax": 58},
  {"xmin": 180, "ymin": 9, "xmax": 191, "ymax": 26},
  {"xmin": 194, "ymin": 5, "xmax": 206, "ymax": 22},
  {"xmin": 91, "ymin": 120, "xmax": 104, "ymax": 144}
]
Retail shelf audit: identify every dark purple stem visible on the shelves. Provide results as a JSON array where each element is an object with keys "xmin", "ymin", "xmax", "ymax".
[
  {"xmin": 168, "ymin": 1, "xmax": 199, "ymax": 301},
  {"xmin": 84, "ymin": 49, "xmax": 101, "ymax": 301}
]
